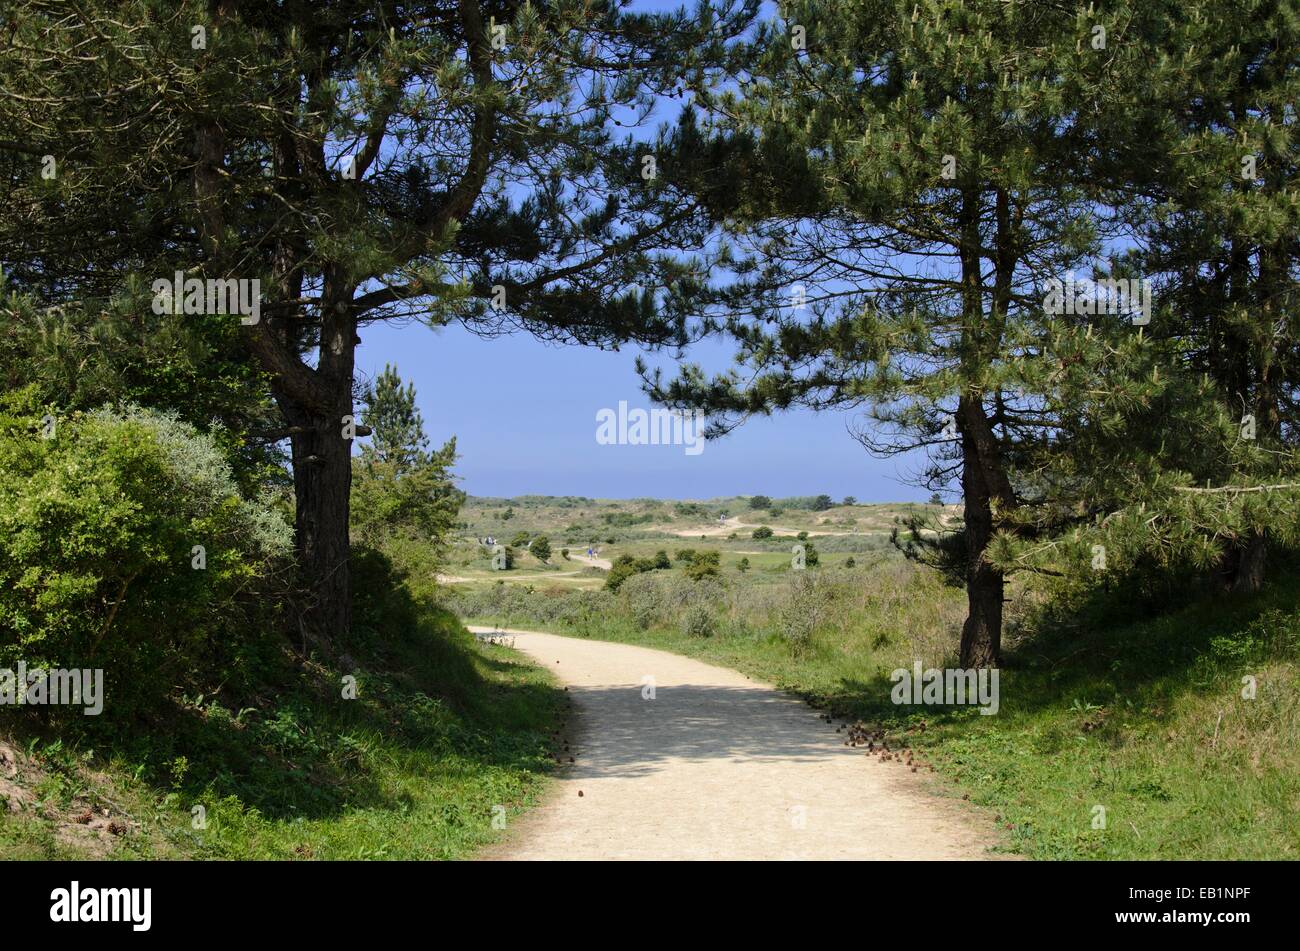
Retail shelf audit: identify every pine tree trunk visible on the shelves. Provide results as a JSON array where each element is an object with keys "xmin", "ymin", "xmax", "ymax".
[
  {"xmin": 957, "ymin": 395, "xmax": 1013, "ymax": 669},
  {"xmin": 1232, "ymin": 532, "xmax": 1267, "ymax": 594},
  {"xmin": 257, "ymin": 279, "xmax": 359, "ymax": 644},
  {"xmin": 286, "ymin": 405, "xmax": 354, "ymax": 639},
  {"xmin": 961, "ymin": 560, "xmax": 1004, "ymax": 669},
  {"xmin": 953, "ymin": 185, "xmax": 1015, "ymax": 670},
  {"xmin": 957, "ymin": 428, "xmax": 1006, "ymax": 669},
  {"xmin": 1216, "ymin": 530, "xmax": 1267, "ymax": 595}
]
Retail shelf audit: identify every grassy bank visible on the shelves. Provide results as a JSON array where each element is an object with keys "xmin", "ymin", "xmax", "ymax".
[
  {"xmin": 453, "ymin": 558, "xmax": 1300, "ymax": 860},
  {"xmin": 0, "ymin": 607, "xmax": 564, "ymax": 860}
]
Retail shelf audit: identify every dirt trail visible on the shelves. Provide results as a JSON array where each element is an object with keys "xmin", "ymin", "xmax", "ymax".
[
  {"xmin": 472, "ymin": 626, "xmax": 1005, "ymax": 861},
  {"xmin": 566, "ymin": 550, "xmax": 612, "ymax": 570}
]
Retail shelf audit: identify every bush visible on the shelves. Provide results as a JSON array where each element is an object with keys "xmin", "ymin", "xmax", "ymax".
[
  {"xmin": 621, "ymin": 573, "xmax": 664, "ymax": 630},
  {"xmin": 602, "ymin": 511, "xmax": 653, "ymax": 527},
  {"xmin": 752, "ymin": 526, "xmax": 774, "ymax": 540},
  {"xmin": 605, "ymin": 550, "xmax": 670, "ymax": 591},
  {"xmin": 777, "ymin": 572, "xmax": 833, "ymax": 654},
  {"xmin": 531, "ymin": 536, "xmax": 552, "ymax": 563},
  {"xmin": 684, "ymin": 550, "xmax": 721, "ymax": 581},
  {"xmin": 680, "ymin": 604, "xmax": 717, "ymax": 639},
  {"xmin": 0, "ymin": 400, "xmax": 292, "ymax": 718},
  {"xmin": 604, "ymin": 555, "xmax": 640, "ymax": 592}
]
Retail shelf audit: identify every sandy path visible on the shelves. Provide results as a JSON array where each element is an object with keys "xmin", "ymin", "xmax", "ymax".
[
  {"xmin": 565, "ymin": 550, "xmax": 612, "ymax": 569},
  {"xmin": 472, "ymin": 626, "xmax": 1003, "ymax": 861}
]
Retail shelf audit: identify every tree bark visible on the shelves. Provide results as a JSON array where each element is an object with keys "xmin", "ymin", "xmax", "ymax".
[
  {"xmin": 953, "ymin": 184, "xmax": 1015, "ymax": 669},
  {"xmin": 1232, "ymin": 532, "xmax": 1267, "ymax": 594},
  {"xmin": 1215, "ymin": 529, "xmax": 1267, "ymax": 595},
  {"xmin": 287, "ymin": 276, "xmax": 360, "ymax": 641},
  {"xmin": 258, "ymin": 271, "xmax": 359, "ymax": 643},
  {"xmin": 958, "ymin": 395, "xmax": 1011, "ymax": 668},
  {"xmin": 283, "ymin": 402, "xmax": 354, "ymax": 639}
]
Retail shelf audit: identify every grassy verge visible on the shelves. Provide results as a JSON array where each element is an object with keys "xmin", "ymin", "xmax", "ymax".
[
  {"xmin": 457, "ymin": 560, "xmax": 1300, "ymax": 860},
  {"xmin": 0, "ymin": 606, "xmax": 563, "ymax": 860}
]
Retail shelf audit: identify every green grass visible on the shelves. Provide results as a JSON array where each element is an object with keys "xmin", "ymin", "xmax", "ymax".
[
  {"xmin": 459, "ymin": 557, "xmax": 1300, "ymax": 860},
  {"xmin": 0, "ymin": 607, "xmax": 564, "ymax": 860}
]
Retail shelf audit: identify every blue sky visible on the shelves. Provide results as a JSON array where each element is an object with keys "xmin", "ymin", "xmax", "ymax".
[{"xmin": 356, "ymin": 320, "xmax": 931, "ymax": 502}]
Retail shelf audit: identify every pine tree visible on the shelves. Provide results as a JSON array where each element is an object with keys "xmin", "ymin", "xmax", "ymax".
[
  {"xmin": 0, "ymin": 0, "xmax": 758, "ymax": 639},
  {"xmin": 978, "ymin": 0, "xmax": 1300, "ymax": 595},
  {"xmin": 351, "ymin": 364, "xmax": 462, "ymax": 549},
  {"xmin": 1117, "ymin": 0, "xmax": 1300, "ymax": 591},
  {"xmin": 362, "ymin": 364, "xmax": 428, "ymax": 473},
  {"xmin": 648, "ymin": 0, "xmax": 1134, "ymax": 666}
]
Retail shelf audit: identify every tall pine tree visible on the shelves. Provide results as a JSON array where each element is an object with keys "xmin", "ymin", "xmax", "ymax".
[
  {"xmin": 0, "ymin": 0, "xmax": 758, "ymax": 639},
  {"xmin": 646, "ymin": 0, "xmax": 1169, "ymax": 666}
]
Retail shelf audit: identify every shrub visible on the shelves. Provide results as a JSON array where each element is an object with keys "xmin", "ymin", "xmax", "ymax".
[
  {"xmin": 604, "ymin": 555, "xmax": 640, "ymax": 592},
  {"xmin": 777, "ymin": 572, "xmax": 832, "ymax": 654},
  {"xmin": 752, "ymin": 526, "xmax": 774, "ymax": 540},
  {"xmin": 680, "ymin": 604, "xmax": 716, "ymax": 639},
  {"xmin": 621, "ymin": 573, "xmax": 664, "ymax": 630},
  {"xmin": 531, "ymin": 536, "xmax": 552, "ymax": 563},
  {"xmin": 602, "ymin": 511, "xmax": 652, "ymax": 527},
  {"xmin": 0, "ymin": 400, "xmax": 291, "ymax": 717},
  {"xmin": 683, "ymin": 550, "xmax": 721, "ymax": 581}
]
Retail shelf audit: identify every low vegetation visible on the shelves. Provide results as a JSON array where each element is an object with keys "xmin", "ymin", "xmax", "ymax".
[
  {"xmin": 448, "ymin": 504, "xmax": 1300, "ymax": 860},
  {"xmin": 1, "ymin": 556, "xmax": 563, "ymax": 860},
  {"xmin": 0, "ymin": 362, "xmax": 562, "ymax": 860}
]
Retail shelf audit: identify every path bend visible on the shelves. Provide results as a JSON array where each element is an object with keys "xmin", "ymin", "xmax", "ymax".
[{"xmin": 471, "ymin": 626, "xmax": 1007, "ymax": 861}]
